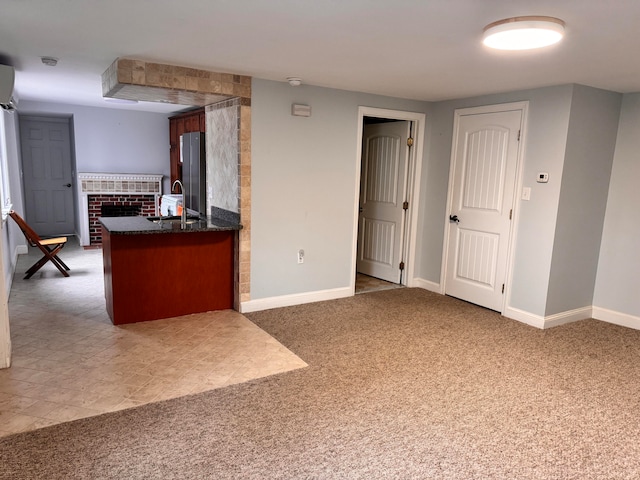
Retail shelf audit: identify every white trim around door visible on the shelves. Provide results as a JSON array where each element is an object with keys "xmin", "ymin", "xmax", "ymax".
[
  {"xmin": 440, "ymin": 101, "xmax": 529, "ymax": 314},
  {"xmin": 351, "ymin": 107, "xmax": 426, "ymax": 295}
]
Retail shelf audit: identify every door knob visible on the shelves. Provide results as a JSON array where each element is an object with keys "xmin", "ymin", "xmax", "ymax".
[
  {"xmin": 449, "ymin": 214, "xmax": 460, "ymax": 223},
  {"xmin": 64, "ymin": 183, "xmax": 72, "ymax": 188}
]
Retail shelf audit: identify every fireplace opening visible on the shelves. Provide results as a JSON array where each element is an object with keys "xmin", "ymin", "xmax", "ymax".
[{"xmin": 101, "ymin": 204, "xmax": 142, "ymax": 217}]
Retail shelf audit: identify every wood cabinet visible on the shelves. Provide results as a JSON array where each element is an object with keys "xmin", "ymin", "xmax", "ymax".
[
  {"xmin": 169, "ymin": 108, "xmax": 206, "ymax": 186},
  {"xmin": 102, "ymin": 227, "xmax": 235, "ymax": 325}
]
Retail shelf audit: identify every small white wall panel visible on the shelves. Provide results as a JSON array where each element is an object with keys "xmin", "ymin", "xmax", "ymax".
[
  {"xmin": 366, "ymin": 135, "xmax": 399, "ymax": 205},
  {"xmin": 455, "ymin": 229, "xmax": 498, "ymax": 288},
  {"xmin": 361, "ymin": 218, "xmax": 395, "ymax": 267},
  {"xmin": 462, "ymin": 128, "xmax": 508, "ymax": 212}
]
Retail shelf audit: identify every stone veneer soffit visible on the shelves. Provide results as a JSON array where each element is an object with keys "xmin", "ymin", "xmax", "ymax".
[{"xmin": 102, "ymin": 58, "xmax": 251, "ymax": 106}]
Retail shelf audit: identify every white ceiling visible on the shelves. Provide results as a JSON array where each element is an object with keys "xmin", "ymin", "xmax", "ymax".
[{"xmin": 2, "ymin": 0, "xmax": 640, "ymax": 114}]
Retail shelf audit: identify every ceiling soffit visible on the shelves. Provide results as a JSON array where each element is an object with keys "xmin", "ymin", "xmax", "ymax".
[{"xmin": 102, "ymin": 58, "xmax": 252, "ymax": 107}]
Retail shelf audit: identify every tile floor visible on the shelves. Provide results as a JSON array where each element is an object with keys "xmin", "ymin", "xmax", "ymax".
[
  {"xmin": 0, "ymin": 237, "xmax": 307, "ymax": 438},
  {"xmin": 355, "ymin": 273, "xmax": 403, "ymax": 294}
]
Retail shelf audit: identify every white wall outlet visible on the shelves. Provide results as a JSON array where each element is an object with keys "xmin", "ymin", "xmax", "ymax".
[
  {"xmin": 298, "ymin": 249, "xmax": 304, "ymax": 264},
  {"xmin": 522, "ymin": 187, "xmax": 531, "ymax": 201}
]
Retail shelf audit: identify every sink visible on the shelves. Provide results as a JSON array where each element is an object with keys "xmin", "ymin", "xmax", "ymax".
[{"xmin": 147, "ymin": 216, "xmax": 199, "ymax": 225}]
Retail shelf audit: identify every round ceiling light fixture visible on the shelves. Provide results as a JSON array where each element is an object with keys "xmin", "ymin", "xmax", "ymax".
[
  {"xmin": 483, "ymin": 16, "xmax": 565, "ymax": 50},
  {"xmin": 287, "ymin": 77, "xmax": 302, "ymax": 87}
]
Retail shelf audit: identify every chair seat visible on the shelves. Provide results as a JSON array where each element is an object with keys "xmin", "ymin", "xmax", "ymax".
[{"xmin": 38, "ymin": 237, "xmax": 68, "ymax": 247}]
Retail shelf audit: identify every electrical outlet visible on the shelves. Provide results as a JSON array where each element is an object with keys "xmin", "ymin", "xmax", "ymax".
[{"xmin": 298, "ymin": 249, "xmax": 304, "ymax": 264}]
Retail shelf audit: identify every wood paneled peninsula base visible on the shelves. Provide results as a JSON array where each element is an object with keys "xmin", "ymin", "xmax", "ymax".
[{"xmin": 100, "ymin": 216, "xmax": 241, "ymax": 325}]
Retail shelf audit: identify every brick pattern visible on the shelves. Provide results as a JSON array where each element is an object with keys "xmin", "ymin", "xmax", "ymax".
[{"xmin": 88, "ymin": 195, "xmax": 156, "ymax": 245}]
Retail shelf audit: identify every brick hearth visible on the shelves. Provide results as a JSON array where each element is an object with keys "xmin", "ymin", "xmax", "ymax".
[
  {"xmin": 78, "ymin": 173, "xmax": 163, "ymax": 247},
  {"xmin": 88, "ymin": 194, "xmax": 156, "ymax": 245}
]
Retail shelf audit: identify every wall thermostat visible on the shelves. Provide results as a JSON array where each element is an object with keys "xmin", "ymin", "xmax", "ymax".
[{"xmin": 537, "ymin": 172, "xmax": 549, "ymax": 183}]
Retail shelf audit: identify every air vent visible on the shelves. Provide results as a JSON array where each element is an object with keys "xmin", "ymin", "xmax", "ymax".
[{"xmin": 0, "ymin": 65, "xmax": 17, "ymax": 110}]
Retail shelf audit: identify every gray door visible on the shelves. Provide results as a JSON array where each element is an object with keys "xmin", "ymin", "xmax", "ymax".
[{"xmin": 19, "ymin": 116, "xmax": 75, "ymax": 236}]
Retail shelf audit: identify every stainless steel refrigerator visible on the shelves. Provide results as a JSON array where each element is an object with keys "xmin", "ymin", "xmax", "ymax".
[{"xmin": 180, "ymin": 132, "xmax": 206, "ymax": 215}]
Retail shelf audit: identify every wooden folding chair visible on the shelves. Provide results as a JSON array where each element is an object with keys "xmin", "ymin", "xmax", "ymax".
[{"xmin": 8, "ymin": 210, "xmax": 70, "ymax": 279}]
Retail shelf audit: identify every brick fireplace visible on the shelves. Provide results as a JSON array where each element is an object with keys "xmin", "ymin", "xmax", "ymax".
[{"xmin": 78, "ymin": 173, "xmax": 163, "ymax": 246}]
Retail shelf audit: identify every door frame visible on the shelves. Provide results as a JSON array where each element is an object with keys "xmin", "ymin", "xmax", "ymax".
[
  {"xmin": 440, "ymin": 101, "xmax": 529, "ymax": 314},
  {"xmin": 351, "ymin": 107, "xmax": 426, "ymax": 294}
]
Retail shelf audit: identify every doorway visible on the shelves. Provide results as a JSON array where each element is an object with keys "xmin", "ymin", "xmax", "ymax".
[
  {"xmin": 442, "ymin": 102, "xmax": 527, "ymax": 312},
  {"xmin": 19, "ymin": 115, "xmax": 76, "ymax": 237},
  {"xmin": 353, "ymin": 107, "xmax": 425, "ymax": 294}
]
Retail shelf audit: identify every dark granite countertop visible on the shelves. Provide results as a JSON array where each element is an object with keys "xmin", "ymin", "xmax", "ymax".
[{"xmin": 100, "ymin": 215, "xmax": 242, "ymax": 235}]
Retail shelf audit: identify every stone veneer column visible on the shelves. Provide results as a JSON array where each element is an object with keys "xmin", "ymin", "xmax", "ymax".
[
  {"xmin": 239, "ymin": 103, "xmax": 251, "ymax": 306},
  {"xmin": 206, "ymin": 98, "xmax": 251, "ymax": 308}
]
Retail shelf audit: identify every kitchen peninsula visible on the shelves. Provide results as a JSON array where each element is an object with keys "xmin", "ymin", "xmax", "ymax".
[{"xmin": 100, "ymin": 212, "xmax": 241, "ymax": 325}]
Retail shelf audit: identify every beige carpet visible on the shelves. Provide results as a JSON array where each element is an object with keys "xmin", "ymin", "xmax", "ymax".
[{"xmin": 2, "ymin": 288, "xmax": 640, "ymax": 479}]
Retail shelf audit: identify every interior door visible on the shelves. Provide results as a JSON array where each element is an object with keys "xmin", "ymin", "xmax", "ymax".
[
  {"xmin": 19, "ymin": 116, "xmax": 75, "ymax": 237},
  {"xmin": 444, "ymin": 108, "xmax": 522, "ymax": 311},
  {"xmin": 357, "ymin": 120, "xmax": 410, "ymax": 283}
]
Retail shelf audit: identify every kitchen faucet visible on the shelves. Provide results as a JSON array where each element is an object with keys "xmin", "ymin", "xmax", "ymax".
[{"xmin": 172, "ymin": 179, "xmax": 187, "ymax": 226}]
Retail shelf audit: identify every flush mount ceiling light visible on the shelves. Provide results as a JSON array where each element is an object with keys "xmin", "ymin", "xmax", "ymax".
[
  {"xmin": 483, "ymin": 16, "xmax": 565, "ymax": 50},
  {"xmin": 287, "ymin": 77, "xmax": 302, "ymax": 87}
]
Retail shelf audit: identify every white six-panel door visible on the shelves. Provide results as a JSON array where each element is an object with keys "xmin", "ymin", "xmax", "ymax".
[
  {"xmin": 357, "ymin": 121, "xmax": 410, "ymax": 283},
  {"xmin": 445, "ymin": 108, "xmax": 522, "ymax": 311}
]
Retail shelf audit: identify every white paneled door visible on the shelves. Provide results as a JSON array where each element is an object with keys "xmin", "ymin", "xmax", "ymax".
[
  {"xmin": 445, "ymin": 108, "xmax": 523, "ymax": 311},
  {"xmin": 20, "ymin": 116, "xmax": 75, "ymax": 237},
  {"xmin": 357, "ymin": 121, "xmax": 410, "ymax": 283}
]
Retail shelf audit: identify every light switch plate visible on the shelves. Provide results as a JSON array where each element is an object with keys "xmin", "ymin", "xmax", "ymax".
[{"xmin": 522, "ymin": 187, "xmax": 531, "ymax": 201}]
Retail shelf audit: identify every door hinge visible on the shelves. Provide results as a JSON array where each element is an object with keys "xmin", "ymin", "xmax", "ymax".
[
  {"xmin": 402, "ymin": 201, "xmax": 409, "ymax": 210},
  {"xmin": 407, "ymin": 137, "xmax": 414, "ymax": 147},
  {"xmin": 509, "ymin": 209, "xmax": 512, "ymax": 220},
  {"xmin": 502, "ymin": 284, "xmax": 505, "ymax": 294},
  {"xmin": 399, "ymin": 261, "xmax": 405, "ymax": 271},
  {"xmin": 517, "ymin": 130, "xmax": 521, "ymax": 141}
]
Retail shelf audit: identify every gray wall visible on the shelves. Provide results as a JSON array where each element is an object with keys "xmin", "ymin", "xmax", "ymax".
[
  {"xmin": 18, "ymin": 101, "xmax": 171, "ymax": 192},
  {"xmin": 4, "ymin": 84, "xmax": 637, "ymax": 323},
  {"xmin": 419, "ymin": 85, "xmax": 574, "ymax": 317},
  {"xmin": 1, "ymin": 110, "xmax": 26, "ymax": 293},
  {"xmin": 1, "ymin": 102, "xmax": 170, "ymax": 292},
  {"xmin": 546, "ymin": 86, "xmax": 621, "ymax": 315},
  {"xmin": 593, "ymin": 93, "xmax": 640, "ymax": 317},
  {"xmin": 250, "ymin": 79, "xmax": 430, "ymax": 300}
]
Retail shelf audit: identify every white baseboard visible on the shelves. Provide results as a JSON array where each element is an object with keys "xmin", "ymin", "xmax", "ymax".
[
  {"xmin": 502, "ymin": 306, "xmax": 546, "ymax": 329},
  {"xmin": 5, "ymin": 244, "xmax": 27, "ymax": 297},
  {"xmin": 240, "ymin": 283, "xmax": 640, "ymax": 334},
  {"xmin": 543, "ymin": 306, "xmax": 593, "ymax": 328},
  {"xmin": 411, "ymin": 277, "xmax": 442, "ymax": 293},
  {"xmin": 503, "ymin": 305, "xmax": 592, "ymax": 329},
  {"xmin": 593, "ymin": 306, "xmax": 640, "ymax": 330},
  {"xmin": 240, "ymin": 286, "xmax": 353, "ymax": 313}
]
